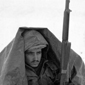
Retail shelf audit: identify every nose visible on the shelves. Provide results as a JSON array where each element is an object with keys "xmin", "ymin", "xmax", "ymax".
[{"xmin": 34, "ymin": 53, "xmax": 38, "ymax": 60}]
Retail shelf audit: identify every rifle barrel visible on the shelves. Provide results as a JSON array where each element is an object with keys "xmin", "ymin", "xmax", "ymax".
[
  {"xmin": 60, "ymin": 0, "xmax": 71, "ymax": 85},
  {"xmin": 62, "ymin": 0, "xmax": 71, "ymax": 42}
]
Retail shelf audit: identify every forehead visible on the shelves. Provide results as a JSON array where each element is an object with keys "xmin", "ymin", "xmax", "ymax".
[{"xmin": 27, "ymin": 48, "xmax": 41, "ymax": 53}]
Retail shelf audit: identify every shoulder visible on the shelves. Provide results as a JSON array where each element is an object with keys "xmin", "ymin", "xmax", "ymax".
[
  {"xmin": 43, "ymin": 60, "xmax": 59, "ymax": 80},
  {"xmin": 46, "ymin": 60, "xmax": 58, "ymax": 71}
]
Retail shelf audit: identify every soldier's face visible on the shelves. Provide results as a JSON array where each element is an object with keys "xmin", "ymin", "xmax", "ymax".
[{"xmin": 25, "ymin": 49, "xmax": 42, "ymax": 67}]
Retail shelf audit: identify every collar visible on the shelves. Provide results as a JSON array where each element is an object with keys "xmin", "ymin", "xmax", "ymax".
[{"xmin": 25, "ymin": 59, "xmax": 48, "ymax": 76}]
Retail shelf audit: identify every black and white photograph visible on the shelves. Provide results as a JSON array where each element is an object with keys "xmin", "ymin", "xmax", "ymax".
[{"xmin": 0, "ymin": 0, "xmax": 85, "ymax": 85}]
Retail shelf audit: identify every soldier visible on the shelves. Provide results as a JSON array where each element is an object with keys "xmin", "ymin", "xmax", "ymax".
[
  {"xmin": 0, "ymin": 28, "xmax": 82, "ymax": 85},
  {"xmin": 24, "ymin": 30, "xmax": 59, "ymax": 85}
]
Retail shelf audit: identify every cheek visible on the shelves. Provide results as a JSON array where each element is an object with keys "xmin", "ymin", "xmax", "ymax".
[
  {"xmin": 38, "ymin": 54, "xmax": 42, "ymax": 60},
  {"xmin": 26, "ymin": 55, "xmax": 33, "ymax": 62}
]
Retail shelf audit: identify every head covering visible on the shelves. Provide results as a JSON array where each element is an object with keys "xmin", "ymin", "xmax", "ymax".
[
  {"xmin": 0, "ymin": 27, "xmax": 85, "ymax": 85},
  {"xmin": 23, "ymin": 30, "xmax": 48, "ymax": 51}
]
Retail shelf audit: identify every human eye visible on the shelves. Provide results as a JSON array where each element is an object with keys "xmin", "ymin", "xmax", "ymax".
[
  {"xmin": 37, "ymin": 51, "xmax": 41, "ymax": 54},
  {"xmin": 28, "ymin": 52, "xmax": 33, "ymax": 55}
]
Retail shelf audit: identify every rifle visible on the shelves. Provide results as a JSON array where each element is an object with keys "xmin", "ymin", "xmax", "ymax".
[{"xmin": 60, "ymin": 0, "xmax": 71, "ymax": 85}]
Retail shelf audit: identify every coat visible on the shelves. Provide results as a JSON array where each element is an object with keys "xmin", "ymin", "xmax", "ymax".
[
  {"xmin": 0, "ymin": 27, "xmax": 85, "ymax": 85},
  {"xmin": 25, "ymin": 60, "xmax": 59, "ymax": 85}
]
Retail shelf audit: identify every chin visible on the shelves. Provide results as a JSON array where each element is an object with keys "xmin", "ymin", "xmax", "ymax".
[{"xmin": 31, "ymin": 64, "xmax": 38, "ymax": 67}]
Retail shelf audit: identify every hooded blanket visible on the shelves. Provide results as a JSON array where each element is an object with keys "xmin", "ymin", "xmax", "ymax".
[{"xmin": 0, "ymin": 27, "xmax": 85, "ymax": 85}]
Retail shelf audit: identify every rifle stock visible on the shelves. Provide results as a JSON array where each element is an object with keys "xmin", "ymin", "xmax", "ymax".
[{"xmin": 60, "ymin": 0, "xmax": 71, "ymax": 85}]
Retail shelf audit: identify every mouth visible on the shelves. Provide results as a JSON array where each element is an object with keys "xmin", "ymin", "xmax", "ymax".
[
  {"xmin": 31, "ymin": 62, "xmax": 39, "ymax": 66},
  {"xmin": 32, "ymin": 62, "xmax": 39, "ymax": 64}
]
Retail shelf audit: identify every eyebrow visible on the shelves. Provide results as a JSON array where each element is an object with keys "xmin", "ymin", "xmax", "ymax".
[
  {"xmin": 37, "ymin": 51, "xmax": 41, "ymax": 53},
  {"xmin": 25, "ymin": 50, "xmax": 33, "ymax": 54},
  {"xmin": 27, "ymin": 51, "xmax": 33, "ymax": 53}
]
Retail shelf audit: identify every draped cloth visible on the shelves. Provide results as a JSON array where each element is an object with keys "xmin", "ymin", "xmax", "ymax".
[{"xmin": 0, "ymin": 27, "xmax": 85, "ymax": 85}]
